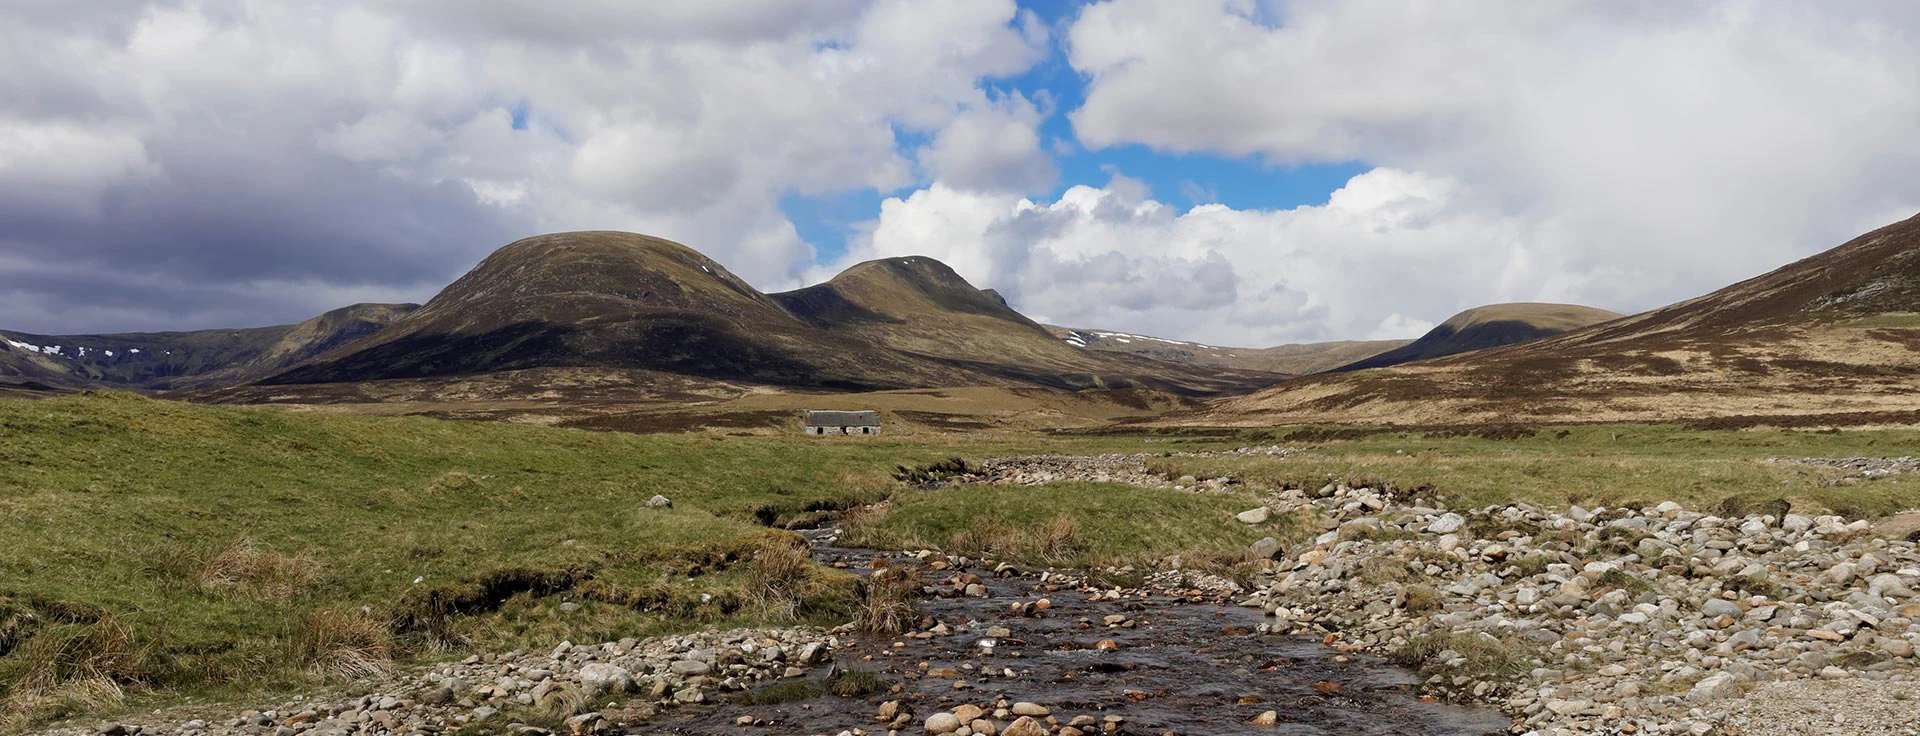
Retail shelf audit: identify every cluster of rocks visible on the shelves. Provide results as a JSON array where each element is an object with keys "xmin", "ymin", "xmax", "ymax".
[
  {"xmin": 72, "ymin": 628, "xmax": 839, "ymax": 736},
  {"xmin": 912, "ymin": 700, "xmax": 1121, "ymax": 736},
  {"xmin": 946, "ymin": 447, "xmax": 1297, "ymax": 491},
  {"xmin": 1770, "ymin": 456, "xmax": 1920, "ymax": 481},
  {"xmin": 1237, "ymin": 481, "xmax": 1920, "ymax": 735}
]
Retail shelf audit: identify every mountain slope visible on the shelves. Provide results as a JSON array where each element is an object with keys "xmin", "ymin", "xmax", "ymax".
[
  {"xmin": 1046, "ymin": 326, "xmax": 1407, "ymax": 375},
  {"xmin": 1332, "ymin": 303, "xmax": 1622, "ymax": 371},
  {"xmin": 0, "ymin": 303, "xmax": 416, "ymax": 391},
  {"xmin": 1192, "ymin": 213, "xmax": 1920, "ymax": 427},
  {"xmin": 769, "ymin": 257, "xmax": 1277, "ymax": 392},
  {"xmin": 265, "ymin": 232, "xmax": 947, "ymax": 390},
  {"xmin": 266, "ymin": 233, "xmax": 1286, "ymax": 395}
]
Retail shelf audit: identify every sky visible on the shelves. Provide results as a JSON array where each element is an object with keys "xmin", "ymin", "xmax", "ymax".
[{"xmin": 4, "ymin": 0, "xmax": 1920, "ymax": 347}]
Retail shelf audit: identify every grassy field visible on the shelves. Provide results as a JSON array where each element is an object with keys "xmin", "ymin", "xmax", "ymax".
[
  {"xmin": 1149, "ymin": 424, "xmax": 1920, "ymax": 519},
  {"xmin": 0, "ymin": 393, "xmax": 1239, "ymax": 727}
]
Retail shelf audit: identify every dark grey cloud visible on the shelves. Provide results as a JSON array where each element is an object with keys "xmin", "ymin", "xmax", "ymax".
[{"xmin": 0, "ymin": 0, "xmax": 1049, "ymax": 335}]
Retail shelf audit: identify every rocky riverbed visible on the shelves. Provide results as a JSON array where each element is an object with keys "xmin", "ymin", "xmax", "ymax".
[
  {"xmin": 1769, "ymin": 456, "xmax": 1920, "ymax": 483},
  {"xmin": 48, "ymin": 626, "xmax": 842, "ymax": 736},
  {"xmin": 1247, "ymin": 480, "xmax": 1920, "ymax": 735},
  {"xmin": 923, "ymin": 446, "xmax": 1300, "ymax": 490},
  {"xmin": 653, "ymin": 530, "xmax": 1509, "ymax": 735},
  {"xmin": 45, "ymin": 530, "xmax": 1509, "ymax": 736},
  {"xmin": 900, "ymin": 448, "xmax": 1920, "ymax": 734}
]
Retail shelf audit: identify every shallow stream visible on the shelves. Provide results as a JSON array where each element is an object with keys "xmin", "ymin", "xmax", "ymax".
[{"xmin": 649, "ymin": 531, "xmax": 1510, "ymax": 735}]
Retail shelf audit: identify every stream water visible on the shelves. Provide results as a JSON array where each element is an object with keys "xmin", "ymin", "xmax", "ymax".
[{"xmin": 648, "ymin": 530, "xmax": 1511, "ymax": 735}]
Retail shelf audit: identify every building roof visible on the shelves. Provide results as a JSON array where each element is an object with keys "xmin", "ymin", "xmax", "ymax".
[{"xmin": 805, "ymin": 410, "xmax": 880, "ymax": 426}]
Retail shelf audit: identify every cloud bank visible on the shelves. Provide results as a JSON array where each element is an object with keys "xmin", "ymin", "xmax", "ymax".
[
  {"xmin": 6, "ymin": 0, "xmax": 1920, "ymax": 348},
  {"xmin": 0, "ymin": 0, "xmax": 1048, "ymax": 332},
  {"xmin": 831, "ymin": 0, "xmax": 1920, "ymax": 345}
]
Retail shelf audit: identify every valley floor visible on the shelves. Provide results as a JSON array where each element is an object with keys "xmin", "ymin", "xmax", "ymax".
[{"xmin": 8, "ymin": 394, "xmax": 1920, "ymax": 734}]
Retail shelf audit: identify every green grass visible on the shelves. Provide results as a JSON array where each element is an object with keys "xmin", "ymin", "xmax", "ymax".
[
  {"xmin": 1845, "ymin": 312, "xmax": 1920, "ymax": 329},
  {"xmin": 736, "ymin": 679, "xmax": 822, "ymax": 705},
  {"xmin": 825, "ymin": 667, "xmax": 891, "ymax": 697},
  {"xmin": 1148, "ymin": 424, "xmax": 1920, "ymax": 518},
  {"xmin": 842, "ymin": 481, "xmax": 1308, "ymax": 568},
  {"xmin": 0, "ymin": 392, "xmax": 1239, "ymax": 727}
]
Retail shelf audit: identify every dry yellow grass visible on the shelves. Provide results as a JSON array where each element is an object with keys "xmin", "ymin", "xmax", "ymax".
[
  {"xmin": 1190, "ymin": 323, "xmax": 1920, "ymax": 427},
  {"xmin": 195, "ymin": 538, "xmax": 320, "ymax": 601},
  {"xmin": 288, "ymin": 608, "xmax": 393, "ymax": 680}
]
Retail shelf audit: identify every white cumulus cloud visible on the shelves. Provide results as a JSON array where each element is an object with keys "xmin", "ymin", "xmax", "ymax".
[
  {"xmin": 831, "ymin": 168, "xmax": 1573, "ymax": 346},
  {"xmin": 0, "ymin": 0, "xmax": 1048, "ymax": 333},
  {"xmin": 995, "ymin": 0, "xmax": 1920, "ymax": 342}
]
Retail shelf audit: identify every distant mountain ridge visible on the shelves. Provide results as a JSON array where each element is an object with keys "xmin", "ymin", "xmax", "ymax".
[
  {"xmin": 1191, "ymin": 213, "xmax": 1920, "ymax": 427},
  {"xmin": 1044, "ymin": 326, "xmax": 1409, "ymax": 375},
  {"xmin": 0, "ymin": 303, "xmax": 417, "ymax": 390},
  {"xmin": 1331, "ymin": 302, "xmax": 1623, "ymax": 372}
]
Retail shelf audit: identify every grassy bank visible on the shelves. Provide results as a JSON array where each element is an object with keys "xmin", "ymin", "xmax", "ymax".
[
  {"xmin": 0, "ymin": 393, "xmax": 1239, "ymax": 727},
  {"xmin": 843, "ymin": 481, "xmax": 1309, "ymax": 569},
  {"xmin": 1150, "ymin": 424, "xmax": 1920, "ymax": 519}
]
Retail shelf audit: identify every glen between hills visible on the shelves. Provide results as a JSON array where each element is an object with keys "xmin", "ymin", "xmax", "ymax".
[{"xmin": 1192, "ymin": 213, "xmax": 1920, "ymax": 427}]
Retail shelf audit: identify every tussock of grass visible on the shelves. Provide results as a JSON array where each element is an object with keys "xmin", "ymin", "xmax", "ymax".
[
  {"xmin": 854, "ymin": 561, "xmax": 922, "ymax": 636},
  {"xmin": 1401, "ymin": 585, "xmax": 1445, "ymax": 614},
  {"xmin": 195, "ymin": 538, "xmax": 320, "ymax": 600},
  {"xmin": 1340, "ymin": 524, "xmax": 1419, "ymax": 543},
  {"xmin": 746, "ymin": 535, "xmax": 855, "ymax": 621},
  {"xmin": 1391, "ymin": 632, "xmax": 1534, "ymax": 678},
  {"xmin": 1596, "ymin": 569, "xmax": 1653, "ymax": 595},
  {"xmin": 737, "ymin": 679, "xmax": 822, "ymax": 705},
  {"xmin": 1729, "ymin": 574, "xmax": 1785, "ymax": 600},
  {"xmin": 1506, "ymin": 554, "xmax": 1557, "ymax": 577},
  {"xmin": 1358, "ymin": 556, "xmax": 1421, "ymax": 585},
  {"xmin": 0, "ymin": 613, "xmax": 160, "ymax": 730},
  {"xmin": 288, "ymin": 608, "xmax": 392, "ymax": 680},
  {"xmin": 1085, "ymin": 568, "xmax": 1148, "ymax": 590},
  {"xmin": 826, "ymin": 667, "xmax": 891, "ymax": 697}
]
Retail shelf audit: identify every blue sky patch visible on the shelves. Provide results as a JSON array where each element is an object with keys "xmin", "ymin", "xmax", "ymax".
[{"xmin": 788, "ymin": 0, "xmax": 1365, "ymax": 266}]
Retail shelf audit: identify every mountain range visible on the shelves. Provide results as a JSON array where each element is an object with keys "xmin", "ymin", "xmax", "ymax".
[
  {"xmin": 6, "ymin": 213, "xmax": 1916, "ymax": 430},
  {"xmin": 0, "ymin": 303, "xmax": 416, "ymax": 391}
]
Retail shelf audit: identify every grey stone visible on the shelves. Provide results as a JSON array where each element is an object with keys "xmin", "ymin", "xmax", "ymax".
[
  {"xmin": 925, "ymin": 712, "xmax": 961, "ymax": 734},
  {"xmin": 1688, "ymin": 672, "xmax": 1739, "ymax": 702},
  {"xmin": 1700, "ymin": 598, "xmax": 1742, "ymax": 619},
  {"xmin": 578, "ymin": 663, "xmax": 634, "ymax": 696},
  {"xmin": 669, "ymin": 659, "xmax": 711, "ymax": 676},
  {"xmin": 1427, "ymin": 513, "xmax": 1466, "ymax": 534},
  {"xmin": 1249, "ymin": 537, "xmax": 1283, "ymax": 560}
]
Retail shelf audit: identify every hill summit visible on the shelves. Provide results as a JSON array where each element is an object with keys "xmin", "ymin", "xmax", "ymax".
[{"xmin": 1334, "ymin": 302, "xmax": 1622, "ymax": 371}]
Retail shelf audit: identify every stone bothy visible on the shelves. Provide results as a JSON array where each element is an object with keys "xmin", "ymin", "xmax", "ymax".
[{"xmin": 803, "ymin": 410, "xmax": 881, "ymax": 435}]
